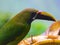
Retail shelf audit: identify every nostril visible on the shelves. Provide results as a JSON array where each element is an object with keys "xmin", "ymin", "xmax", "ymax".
[{"xmin": 58, "ymin": 30, "xmax": 60, "ymax": 35}]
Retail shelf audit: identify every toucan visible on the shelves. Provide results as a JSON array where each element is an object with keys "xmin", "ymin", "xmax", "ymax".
[{"xmin": 0, "ymin": 8, "xmax": 56, "ymax": 45}]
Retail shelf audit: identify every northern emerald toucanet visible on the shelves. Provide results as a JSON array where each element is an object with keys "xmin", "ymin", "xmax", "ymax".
[{"xmin": 0, "ymin": 8, "xmax": 56, "ymax": 45}]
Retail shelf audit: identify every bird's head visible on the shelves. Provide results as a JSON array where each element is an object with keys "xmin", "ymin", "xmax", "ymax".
[{"xmin": 27, "ymin": 8, "xmax": 56, "ymax": 24}]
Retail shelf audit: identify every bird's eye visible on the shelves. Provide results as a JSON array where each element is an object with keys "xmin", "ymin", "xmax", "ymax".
[
  {"xmin": 58, "ymin": 30, "xmax": 60, "ymax": 35},
  {"xmin": 31, "ymin": 12, "xmax": 37, "ymax": 18}
]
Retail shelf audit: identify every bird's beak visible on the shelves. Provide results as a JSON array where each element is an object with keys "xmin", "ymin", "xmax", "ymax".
[{"xmin": 35, "ymin": 11, "xmax": 56, "ymax": 21}]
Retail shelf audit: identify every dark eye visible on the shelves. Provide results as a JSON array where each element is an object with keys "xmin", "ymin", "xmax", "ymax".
[
  {"xmin": 27, "ymin": 12, "xmax": 37, "ymax": 24},
  {"xmin": 58, "ymin": 30, "xmax": 60, "ymax": 35},
  {"xmin": 31, "ymin": 12, "xmax": 37, "ymax": 18}
]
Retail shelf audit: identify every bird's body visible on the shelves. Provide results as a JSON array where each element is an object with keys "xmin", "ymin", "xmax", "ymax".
[{"xmin": 0, "ymin": 9, "xmax": 38, "ymax": 45}]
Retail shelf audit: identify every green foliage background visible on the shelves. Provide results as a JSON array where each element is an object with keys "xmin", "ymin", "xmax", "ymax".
[
  {"xmin": 0, "ymin": 11, "xmax": 12, "ymax": 28},
  {"xmin": 25, "ymin": 20, "xmax": 53, "ymax": 38}
]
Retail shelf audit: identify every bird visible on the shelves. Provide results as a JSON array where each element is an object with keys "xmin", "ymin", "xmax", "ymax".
[{"xmin": 0, "ymin": 8, "xmax": 56, "ymax": 45}]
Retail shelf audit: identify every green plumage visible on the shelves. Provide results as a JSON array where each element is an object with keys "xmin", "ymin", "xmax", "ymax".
[{"xmin": 0, "ymin": 8, "xmax": 38, "ymax": 45}]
